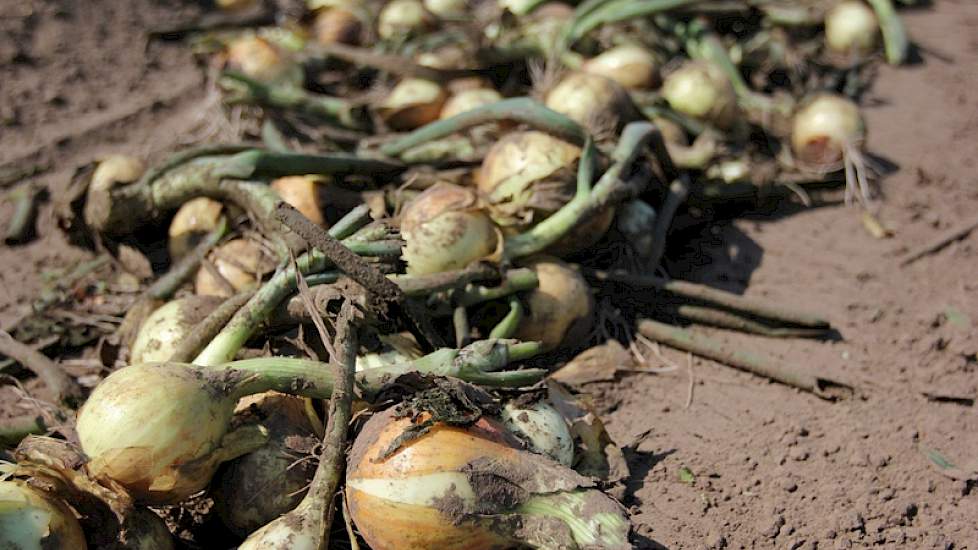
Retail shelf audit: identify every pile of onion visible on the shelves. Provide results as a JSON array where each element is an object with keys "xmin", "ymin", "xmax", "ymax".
[
  {"xmin": 824, "ymin": 0, "xmax": 879, "ymax": 57},
  {"xmin": 0, "ymin": 480, "xmax": 87, "ymax": 549},
  {"xmin": 661, "ymin": 61, "xmax": 738, "ymax": 129},
  {"xmin": 515, "ymin": 258, "xmax": 594, "ymax": 350}
]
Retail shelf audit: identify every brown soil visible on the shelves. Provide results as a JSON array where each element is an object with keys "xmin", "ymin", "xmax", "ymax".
[{"xmin": 2, "ymin": 1, "xmax": 978, "ymax": 549}]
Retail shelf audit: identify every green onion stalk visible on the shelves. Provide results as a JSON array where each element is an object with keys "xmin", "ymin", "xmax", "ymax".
[
  {"xmin": 220, "ymin": 71, "xmax": 368, "ymax": 130},
  {"xmin": 866, "ymin": 0, "xmax": 909, "ymax": 65}
]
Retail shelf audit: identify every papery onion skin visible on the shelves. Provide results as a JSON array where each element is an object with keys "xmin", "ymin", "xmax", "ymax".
[
  {"xmin": 439, "ymin": 88, "xmax": 504, "ymax": 120},
  {"xmin": 168, "ymin": 197, "xmax": 224, "ymax": 260},
  {"xmin": 271, "ymin": 175, "xmax": 329, "ymax": 227},
  {"xmin": 582, "ymin": 44, "xmax": 660, "ymax": 90},
  {"xmin": 825, "ymin": 1, "xmax": 879, "ymax": 57},
  {"xmin": 0, "ymin": 479, "xmax": 88, "ymax": 550},
  {"xmin": 544, "ymin": 71, "xmax": 634, "ymax": 128},
  {"xmin": 790, "ymin": 94, "xmax": 864, "ymax": 170},
  {"xmin": 226, "ymin": 36, "xmax": 292, "ymax": 83},
  {"xmin": 515, "ymin": 258, "xmax": 594, "ymax": 350},
  {"xmin": 195, "ymin": 238, "xmax": 273, "ymax": 297},
  {"xmin": 379, "ymin": 78, "xmax": 448, "ymax": 130},
  {"xmin": 378, "ymin": 0, "xmax": 433, "ymax": 40},
  {"xmin": 661, "ymin": 61, "xmax": 737, "ymax": 128},
  {"xmin": 130, "ymin": 295, "xmax": 222, "ymax": 364},
  {"xmin": 400, "ymin": 182, "xmax": 499, "ymax": 275},
  {"xmin": 500, "ymin": 400, "xmax": 574, "ymax": 466}
]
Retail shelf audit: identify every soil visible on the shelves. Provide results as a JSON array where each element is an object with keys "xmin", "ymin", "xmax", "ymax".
[{"xmin": 2, "ymin": 0, "xmax": 978, "ymax": 549}]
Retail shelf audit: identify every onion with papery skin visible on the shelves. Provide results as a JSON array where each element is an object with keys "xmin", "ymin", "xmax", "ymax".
[
  {"xmin": 270, "ymin": 175, "xmax": 329, "ymax": 227},
  {"xmin": 544, "ymin": 71, "xmax": 634, "ymax": 128},
  {"xmin": 91, "ymin": 155, "xmax": 146, "ymax": 192},
  {"xmin": 130, "ymin": 295, "xmax": 222, "ymax": 364},
  {"xmin": 825, "ymin": 1, "xmax": 879, "ymax": 57},
  {"xmin": 226, "ymin": 36, "xmax": 293, "ymax": 83},
  {"xmin": 662, "ymin": 61, "xmax": 737, "ymax": 128},
  {"xmin": 312, "ymin": 7, "xmax": 363, "ymax": 46},
  {"xmin": 379, "ymin": 78, "xmax": 448, "ymax": 130},
  {"xmin": 214, "ymin": 392, "xmax": 317, "ymax": 537},
  {"xmin": 0, "ymin": 479, "xmax": 87, "ymax": 550},
  {"xmin": 439, "ymin": 88, "xmax": 503, "ymax": 121},
  {"xmin": 515, "ymin": 259, "xmax": 593, "ymax": 350},
  {"xmin": 195, "ymin": 238, "xmax": 274, "ymax": 297},
  {"xmin": 500, "ymin": 399, "xmax": 574, "ymax": 466},
  {"xmin": 790, "ymin": 94, "xmax": 865, "ymax": 171},
  {"xmin": 378, "ymin": 0, "xmax": 434, "ymax": 40},
  {"xmin": 400, "ymin": 182, "xmax": 499, "ymax": 275},
  {"xmin": 582, "ymin": 44, "xmax": 660, "ymax": 90},
  {"xmin": 167, "ymin": 197, "xmax": 224, "ymax": 260}
]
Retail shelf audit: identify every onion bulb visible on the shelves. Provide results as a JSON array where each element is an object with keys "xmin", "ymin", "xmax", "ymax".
[
  {"xmin": 515, "ymin": 259, "xmax": 593, "ymax": 350},
  {"xmin": 790, "ymin": 94, "xmax": 865, "ymax": 171},
  {"xmin": 439, "ymin": 88, "xmax": 503, "ymax": 119},
  {"xmin": 346, "ymin": 407, "xmax": 630, "ymax": 549},
  {"xmin": 377, "ymin": 0, "xmax": 434, "ymax": 40},
  {"xmin": 214, "ymin": 392, "xmax": 317, "ymax": 537},
  {"xmin": 661, "ymin": 61, "xmax": 737, "ymax": 128},
  {"xmin": 312, "ymin": 7, "xmax": 363, "ymax": 46},
  {"xmin": 130, "ymin": 295, "xmax": 221, "ymax": 364},
  {"xmin": 167, "ymin": 197, "xmax": 224, "ymax": 260},
  {"xmin": 825, "ymin": 1, "xmax": 879, "ymax": 57},
  {"xmin": 195, "ymin": 238, "xmax": 274, "ymax": 297},
  {"xmin": 500, "ymin": 399, "xmax": 574, "ymax": 466},
  {"xmin": 400, "ymin": 182, "xmax": 499, "ymax": 275},
  {"xmin": 90, "ymin": 155, "xmax": 146, "ymax": 192},
  {"xmin": 477, "ymin": 130, "xmax": 581, "ymax": 229},
  {"xmin": 0, "ymin": 480, "xmax": 87, "ymax": 550},
  {"xmin": 582, "ymin": 44, "xmax": 660, "ymax": 90},
  {"xmin": 226, "ymin": 36, "xmax": 293, "ymax": 83},
  {"xmin": 544, "ymin": 71, "xmax": 635, "ymax": 128},
  {"xmin": 270, "ymin": 175, "xmax": 328, "ymax": 227},
  {"xmin": 416, "ymin": 44, "xmax": 470, "ymax": 71},
  {"xmin": 378, "ymin": 78, "xmax": 448, "ymax": 130}
]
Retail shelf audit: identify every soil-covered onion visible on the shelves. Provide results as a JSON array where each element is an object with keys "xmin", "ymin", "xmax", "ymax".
[
  {"xmin": 167, "ymin": 197, "xmax": 224, "ymax": 260},
  {"xmin": 195, "ymin": 238, "xmax": 274, "ymax": 297},
  {"xmin": 790, "ymin": 94, "xmax": 865, "ymax": 171},
  {"xmin": 544, "ymin": 71, "xmax": 635, "ymax": 128},
  {"xmin": 661, "ymin": 61, "xmax": 737, "ymax": 128},
  {"xmin": 214, "ymin": 392, "xmax": 318, "ymax": 537},
  {"xmin": 0, "ymin": 479, "xmax": 87, "ymax": 550},
  {"xmin": 582, "ymin": 44, "xmax": 660, "ymax": 90},
  {"xmin": 439, "ymin": 88, "xmax": 504, "ymax": 119},
  {"xmin": 312, "ymin": 7, "xmax": 363, "ymax": 46},
  {"xmin": 825, "ymin": 1, "xmax": 879, "ymax": 57},
  {"xmin": 270, "ymin": 175, "xmax": 329, "ymax": 227},
  {"xmin": 515, "ymin": 258, "xmax": 594, "ymax": 350},
  {"xmin": 377, "ymin": 0, "xmax": 434, "ymax": 40},
  {"xmin": 379, "ymin": 78, "xmax": 448, "ymax": 130},
  {"xmin": 500, "ymin": 399, "xmax": 574, "ymax": 466},
  {"xmin": 130, "ymin": 295, "xmax": 222, "ymax": 364},
  {"xmin": 400, "ymin": 182, "xmax": 499, "ymax": 275},
  {"xmin": 226, "ymin": 36, "xmax": 293, "ymax": 83}
]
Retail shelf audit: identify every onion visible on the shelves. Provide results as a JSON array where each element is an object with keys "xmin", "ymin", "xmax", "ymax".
[
  {"xmin": 167, "ymin": 197, "xmax": 224, "ymax": 260},
  {"xmin": 346, "ymin": 407, "xmax": 630, "ymax": 549},
  {"xmin": 377, "ymin": 0, "xmax": 434, "ymax": 40},
  {"xmin": 0, "ymin": 479, "xmax": 87, "ymax": 549},
  {"xmin": 312, "ymin": 7, "xmax": 363, "ymax": 46},
  {"xmin": 439, "ymin": 88, "xmax": 503, "ymax": 119},
  {"xmin": 270, "ymin": 175, "xmax": 328, "ymax": 227},
  {"xmin": 582, "ymin": 44, "xmax": 660, "ymax": 90},
  {"xmin": 195, "ymin": 238, "xmax": 274, "ymax": 297},
  {"xmin": 416, "ymin": 44, "xmax": 470, "ymax": 71},
  {"xmin": 423, "ymin": 0, "xmax": 466, "ymax": 18},
  {"xmin": 90, "ymin": 155, "xmax": 146, "ymax": 192},
  {"xmin": 226, "ymin": 36, "xmax": 293, "ymax": 83},
  {"xmin": 500, "ymin": 399, "xmax": 574, "ymax": 466},
  {"xmin": 515, "ymin": 259, "xmax": 593, "ymax": 350},
  {"xmin": 825, "ymin": 1, "xmax": 879, "ymax": 57},
  {"xmin": 400, "ymin": 182, "xmax": 499, "ymax": 275},
  {"xmin": 378, "ymin": 78, "xmax": 448, "ymax": 130},
  {"xmin": 544, "ymin": 71, "xmax": 634, "ymax": 128},
  {"xmin": 130, "ymin": 295, "xmax": 222, "ymax": 364},
  {"xmin": 477, "ymin": 130, "xmax": 581, "ymax": 229},
  {"xmin": 661, "ymin": 61, "xmax": 737, "ymax": 128},
  {"xmin": 214, "ymin": 392, "xmax": 317, "ymax": 537},
  {"xmin": 790, "ymin": 94, "xmax": 864, "ymax": 171}
]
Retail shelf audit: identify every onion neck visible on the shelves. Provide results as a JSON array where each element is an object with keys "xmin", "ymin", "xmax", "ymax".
[{"xmin": 515, "ymin": 489, "xmax": 630, "ymax": 549}]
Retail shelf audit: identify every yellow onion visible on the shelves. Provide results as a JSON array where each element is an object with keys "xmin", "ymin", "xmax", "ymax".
[
  {"xmin": 400, "ymin": 182, "xmax": 499, "ymax": 275},
  {"xmin": 167, "ymin": 197, "xmax": 224, "ymax": 260},
  {"xmin": 312, "ymin": 7, "xmax": 363, "ymax": 46},
  {"xmin": 515, "ymin": 259, "xmax": 593, "ymax": 350},
  {"xmin": 415, "ymin": 44, "xmax": 470, "ymax": 71},
  {"xmin": 379, "ymin": 78, "xmax": 448, "ymax": 130},
  {"xmin": 130, "ymin": 296, "xmax": 221, "ymax": 364},
  {"xmin": 0, "ymin": 480, "xmax": 87, "ymax": 550},
  {"xmin": 195, "ymin": 238, "xmax": 274, "ymax": 297},
  {"xmin": 226, "ymin": 36, "xmax": 293, "ymax": 83},
  {"xmin": 346, "ymin": 407, "xmax": 630, "ymax": 549},
  {"xmin": 582, "ymin": 44, "xmax": 660, "ymax": 90},
  {"xmin": 439, "ymin": 88, "xmax": 503, "ymax": 119},
  {"xmin": 790, "ymin": 94, "xmax": 865, "ymax": 171},
  {"xmin": 544, "ymin": 71, "xmax": 634, "ymax": 128},
  {"xmin": 477, "ymin": 130, "xmax": 581, "ymax": 229},
  {"xmin": 377, "ymin": 0, "xmax": 434, "ymax": 40},
  {"xmin": 661, "ymin": 61, "xmax": 737, "ymax": 128},
  {"xmin": 423, "ymin": 0, "xmax": 466, "ymax": 18},
  {"xmin": 500, "ymin": 399, "xmax": 574, "ymax": 466},
  {"xmin": 214, "ymin": 392, "xmax": 317, "ymax": 537},
  {"xmin": 90, "ymin": 155, "xmax": 146, "ymax": 192},
  {"xmin": 270, "ymin": 175, "xmax": 329, "ymax": 227},
  {"xmin": 825, "ymin": 1, "xmax": 879, "ymax": 57}
]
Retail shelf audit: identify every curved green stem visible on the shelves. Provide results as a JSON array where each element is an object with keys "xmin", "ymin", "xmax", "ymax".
[
  {"xmin": 489, "ymin": 297, "xmax": 524, "ymax": 340},
  {"xmin": 221, "ymin": 71, "xmax": 368, "ymax": 130},
  {"xmin": 866, "ymin": 0, "xmax": 909, "ymax": 65},
  {"xmin": 565, "ymin": 0, "xmax": 702, "ymax": 45}
]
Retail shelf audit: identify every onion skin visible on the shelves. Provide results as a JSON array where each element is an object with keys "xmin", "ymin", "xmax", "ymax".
[
  {"xmin": 377, "ymin": 0, "xmax": 434, "ymax": 40},
  {"xmin": 439, "ymin": 88, "xmax": 504, "ymax": 120},
  {"xmin": 544, "ymin": 71, "xmax": 634, "ymax": 128},
  {"xmin": 515, "ymin": 259, "xmax": 594, "ymax": 350},
  {"xmin": 226, "ymin": 36, "xmax": 291, "ymax": 83},
  {"xmin": 90, "ymin": 155, "xmax": 146, "ymax": 192},
  {"xmin": 825, "ymin": 1, "xmax": 879, "ymax": 57},
  {"xmin": 661, "ymin": 61, "xmax": 737, "ymax": 129},
  {"xmin": 500, "ymin": 400, "xmax": 574, "ymax": 466},
  {"xmin": 582, "ymin": 44, "xmax": 660, "ymax": 90},
  {"xmin": 130, "ymin": 295, "xmax": 222, "ymax": 364},
  {"xmin": 168, "ymin": 197, "xmax": 224, "ymax": 260},
  {"xmin": 195, "ymin": 238, "xmax": 273, "ymax": 297},
  {"xmin": 790, "ymin": 94, "xmax": 864, "ymax": 170},
  {"xmin": 0, "ymin": 480, "xmax": 88, "ymax": 550},
  {"xmin": 400, "ymin": 182, "xmax": 499, "ymax": 275},
  {"xmin": 312, "ymin": 7, "xmax": 363, "ymax": 46},
  {"xmin": 379, "ymin": 78, "xmax": 448, "ymax": 130},
  {"xmin": 270, "ymin": 175, "xmax": 328, "ymax": 227}
]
